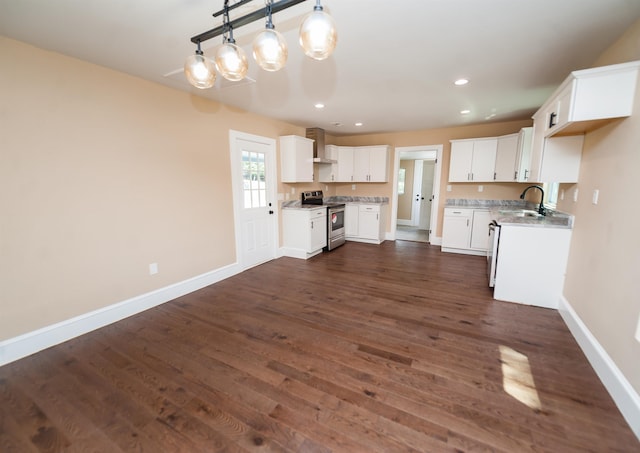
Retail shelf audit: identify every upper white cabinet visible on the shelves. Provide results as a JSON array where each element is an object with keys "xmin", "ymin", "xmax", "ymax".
[
  {"xmin": 540, "ymin": 60, "xmax": 640, "ymax": 137},
  {"xmin": 493, "ymin": 133, "xmax": 519, "ymax": 182},
  {"xmin": 318, "ymin": 144, "xmax": 339, "ymax": 182},
  {"xmin": 353, "ymin": 145, "xmax": 390, "ymax": 182},
  {"xmin": 529, "ymin": 129, "xmax": 584, "ymax": 183},
  {"xmin": 280, "ymin": 135, "xmax": 314, "ymax": 183},
  {"xmin": 514, "ymin": 127, "xmax": 533, "ymax": 182},
  {"xmin": 331, "ymin": 145, "xmax": 389, "ymax": 183},
  {"xmin": 449, "ymin": 138, "xmax": 498, "ymax": 182}
]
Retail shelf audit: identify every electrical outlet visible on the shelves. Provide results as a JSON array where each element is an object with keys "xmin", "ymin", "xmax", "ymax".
[
  {"xmin": 573, "ymin": 188, "xmax": 579, "ymax": 202},
  {"xmin": 478, "ymin": 185, "xmax": 484, "ymax": 192},
  {"xmin": 446, "ymin": 185, "xmax": 452, "ymax": 192},
  {"xmin": 149, "ymin": 263, "xmax": 158, "ymax": 275},
  {"xmin": 592, "ymin": 189, "xmax": 599, "ymax": 205},
  {"xmin": 560, "ymin": 189, "xmax": 565, "ymax": 201},
  {"xmin": 290, "ymin": 187, "xmax": 295, "ymax": 194},
  {"xmin": 352, "ymin": 184, "xmax": 356, "ymax": 190}
]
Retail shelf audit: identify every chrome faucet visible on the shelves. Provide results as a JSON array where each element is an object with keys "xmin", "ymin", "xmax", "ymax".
[{"xmin": 520, "ymin": 185, "xmax": 546, "ymax": 215}]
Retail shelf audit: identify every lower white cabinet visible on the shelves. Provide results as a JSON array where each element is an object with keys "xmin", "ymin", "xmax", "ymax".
[
  {"xmin": 493, "ymin": 225, "xmax": 572, "ymax": 309},
  {"xmin": 345, "ymin": 203, "xmax": 387, "ymax": 244},
  {"xmin": 441, "ymin": 208, "xmax": 490, "ymax": 255},
  {"xmin": 282, "ymin": 207, "xmax": 327, "ymax": 259}
]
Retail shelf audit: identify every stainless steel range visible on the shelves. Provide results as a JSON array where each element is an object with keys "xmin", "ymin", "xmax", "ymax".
[{"xmin": 301, "ymin": 191, "xmax": 345, "ymax": 251}]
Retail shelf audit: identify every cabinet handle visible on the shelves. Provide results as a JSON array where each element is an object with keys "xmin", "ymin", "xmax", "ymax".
[
  {"xmin": 549, "ymin": 112, "xmax": 557, "ymax": 128},
  {"xmin": 467, "ymin": 219, "xmax": 469, "ymax": 227},
  {"xmin": 524, "ymin": 169, "xmax": 529, "ymax": 180},
  {"xmin": 376, "ymin": 214, "xmax": 379, "ymax": 221},
  {"xmin": 514, "ymin": 171, "xmax": 518, "ymax": 180},
  {"xmin": 311, "ymin": 221, "xmax": 313, "ymax": 229},
  {"xmin": 493, "ymin": 172, "xmax": 497, "ymax": 180}
]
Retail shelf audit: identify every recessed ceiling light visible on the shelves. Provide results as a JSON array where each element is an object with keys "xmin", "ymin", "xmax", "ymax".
[
  {"xmin": 454, "ymin": 78, "xmax": 469, "ymax": 86},
  {"xmin": 355, "ymin": 122, "xmax": 363, "ymax": 127},
  {"xmin": 460, "ymin": 109, "xmax": 471, "ymax": 114},
  {"xmin": 314, "ymin": 103, "xmax": 325, "ymax": 109}
]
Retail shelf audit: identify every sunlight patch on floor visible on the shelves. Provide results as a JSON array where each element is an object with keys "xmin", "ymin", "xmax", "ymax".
[{"xmin": 499, "ymin": 345, "xmax": 542, "ymax": 410}]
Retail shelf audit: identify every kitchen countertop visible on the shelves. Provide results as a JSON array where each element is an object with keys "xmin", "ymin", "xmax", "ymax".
[
  {"xmin": 282, "ymin": 196, "xmax": 389, "ymax": 209},
  {"xmin": 445, "ymin": 198, "xmax": 574, "ymax": 229}
]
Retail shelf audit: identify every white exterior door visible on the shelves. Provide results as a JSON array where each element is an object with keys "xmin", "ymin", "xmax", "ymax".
[{"xmin": 230, "ymin": 130, "xmax": 277, "ymax": 270}]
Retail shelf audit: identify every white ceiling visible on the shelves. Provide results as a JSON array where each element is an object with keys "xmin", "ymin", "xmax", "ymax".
[{"xmin": 2, "ymin": 0, "xmax": 640, "ymax": 136}]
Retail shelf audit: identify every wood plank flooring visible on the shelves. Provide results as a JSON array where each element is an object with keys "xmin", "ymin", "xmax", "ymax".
[{"xmin": 1, "ymin": 240, "xmax": 638, "ymax": 452}]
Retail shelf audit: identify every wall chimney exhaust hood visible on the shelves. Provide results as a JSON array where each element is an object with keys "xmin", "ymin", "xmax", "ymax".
[{"xmin": 306, "ymin": 127, "xmax": 337, "ymax": 164}]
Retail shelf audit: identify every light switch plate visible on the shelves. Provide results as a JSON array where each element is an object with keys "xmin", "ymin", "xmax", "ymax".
[
  {"xmin": 592, "ymin": 189, "xmax": 599, "ymax": 205},
  {"xmin": 573, "ymin": 188, "xmax": 579, "ymax": 202}
]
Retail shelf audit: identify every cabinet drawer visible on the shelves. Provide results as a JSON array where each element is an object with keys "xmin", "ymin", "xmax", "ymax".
[
  {"xmin": 309, "ymin": 208, "xmax": 327, "ymax": 219},
  {"xmin": 443, "ymin": 208, "xmax": 472, "ymax": 217},
  {"xmin": 359, "ymin": 205, "xmax": 380, "ymax": 213}
]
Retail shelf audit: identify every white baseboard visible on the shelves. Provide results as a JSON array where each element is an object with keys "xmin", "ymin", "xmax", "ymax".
[
  {"xmin": 279, "ymin": 246, "xmax": 322, "ymax": 260},
  {"xmin": 396, "ymin": 219, "xmax": 412, "ymax": 226},
  {"xmin": 0, "ymin": 262, "xmax": 242, "ymax": 367},
  {"xmin": 559, "ymin": 296, "xmax": 640, "ymax": 440},
  {"xmin": 430, "ymin": 236, "xmax": 442, "ymax": 246}
]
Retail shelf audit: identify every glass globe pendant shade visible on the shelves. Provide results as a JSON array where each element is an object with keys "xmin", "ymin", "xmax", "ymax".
[
  {"xmin": 184, "ymin": 51, "xmax": 216, "ymax": 89},
  {"xmin": 215, "ymin": 41, "xmax": 248, "ymax": 81},
  {"xmin": 253, "ymin": 28, "xmax": 288, "ymax": 72},
  {"xmin": 299, "ymin": 8, "xmax": 337, "ymax": 60}
]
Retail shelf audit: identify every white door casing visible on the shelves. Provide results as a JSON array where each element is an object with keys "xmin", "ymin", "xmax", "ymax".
[
  {"xmin": 229, "ymin": 130, "xmax": 278, "ymax": 270},
  {"xmin": 391, "ymin": 145, "xmax": 442, "ymax": 244}
]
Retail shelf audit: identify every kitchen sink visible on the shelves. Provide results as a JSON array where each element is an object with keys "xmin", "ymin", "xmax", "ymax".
[{"xmin": 498, "ymin": 209, "xmax": 543, "ymax": 218}]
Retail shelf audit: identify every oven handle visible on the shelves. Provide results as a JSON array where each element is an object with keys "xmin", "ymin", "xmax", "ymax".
[{"xmin": 488, "ymin": 220, "xmax": 498, "ymax": 234}]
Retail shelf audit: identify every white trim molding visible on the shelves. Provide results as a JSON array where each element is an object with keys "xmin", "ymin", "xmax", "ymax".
[
  {"xmin": 0, "ymin": 262, "xmax": 242, "ymax": 367},
  {"xmin": 559, "ymin": 296, "xmax": 640, "ymax": 440}
]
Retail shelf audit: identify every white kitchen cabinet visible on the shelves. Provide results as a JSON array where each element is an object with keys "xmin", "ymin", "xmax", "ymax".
[
  {"xmin": 345, "ymin": 203, "xmax": 387, "ymax": 244},
  {"xmin": 282, "ymin": 207, "xmax": 327, "ymax": 259},
  {"xmin": 441, "ymin": 207, "xmax": 489, "ymax": 255},
  {"xmin": 540, "ymin": 60, "xmax": 640, "ymax": 138},
  {"xmin": 337, "ymin": 146, "xmax": 354, "ymax": 182},
  {"xmin": 529, "ymin": 119, "xmax": 584, "ymax": 183},
  {"xmin": 493, "ymin": 225, "xmax": 572, "ymax": 309},
  {"xmin": 345, "ymin": 204, "xmax": 359, "ymax": 237},
  {"xmin": 353, "ymin": 145, "xmax": 390, "ymax": 182},
  {"xmin": 514, "ymin": 127, "xmax": 533, "ymax": 182},
  {"xmin": 470, "ymin": 210, "xmax": 491, "ymax": 250},
  {"xmin": 493, "ymin": 133, "xmax": 519, "ymax": 182},
  {"xmin": 449, "ymin": 138, "xmax": 498, "ymax": 182},
  {"xmin": 280, "ymin": 135, "xmax": 314, "ymax": 183},
  {"xmin": 318, "ymin": 144, "xmax": 339, "ymax": 182}
]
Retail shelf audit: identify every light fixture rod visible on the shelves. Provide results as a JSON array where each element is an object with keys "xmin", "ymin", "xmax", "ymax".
[
  {"xmin": 212, "ymin": 0, "xmax": 254, "ymax": 18},
  {"xmin": 191, "ymin": 0, "xmax": 308, "ymax": 44}
]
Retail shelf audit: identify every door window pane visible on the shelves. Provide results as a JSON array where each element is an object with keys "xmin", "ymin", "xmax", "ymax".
[{"xmin": 242, "ymin": 151, "xmax": 267, "ymax": 209}]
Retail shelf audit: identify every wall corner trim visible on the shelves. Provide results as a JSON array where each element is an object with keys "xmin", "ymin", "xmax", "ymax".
[
  {"xmin": 0, "ymin": 262, "xmax": 242, "ymax": 367},
  {"xmin": 559, "ymin": 296, "xmax": 640, "ymax": 440}
]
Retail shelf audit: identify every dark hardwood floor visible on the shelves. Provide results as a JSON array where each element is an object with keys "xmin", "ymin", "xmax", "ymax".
[{"xmin": 1, "ymin": 241, "xmax": 638, "ymax": 452}]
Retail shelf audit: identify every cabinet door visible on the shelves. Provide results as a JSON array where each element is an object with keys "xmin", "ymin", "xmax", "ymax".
[
  {"xmin": 441, "ymin": 209, "xmax": 472, "ymax": 249},
  {"xmin": 368, "ymin": 146, "xmax": 389, "ymax": 182},
  {"xmin": 449, "ymin": 141, "xmax": 474, "ymax": 182},
  {"xmin": 539, "ymin": 135, "xmax": 584, "ymax": 183},
  {"xmin": 470, "ymin": 139, "xmax": 498, "ymax": 182},
  {"xmin": 494, "ymin": 134, "xmax": 518, "ymax": 182},
  {"xmin": 345, "ymin": 204, "xmax": 359, "ymax": 236},
  {"xmin": 319, "ymin": 145, "xmax": 338, "ymax": 182},
  {"xmin": 470, "ymin": 210, "xmax": 491, "ymax": 250},
  {"xmin": 310, "ymin": 216, "xmax": 327, "ymax": 251},
  {"xmin": 280, "ymin": 136, "xmax": 313, "ymax": 183},
  {"xmin": 358, "ymin": 206, "xmax": 380, "ymax": 240},
  {"xmin": 337, "ymin": 147, "xmax": 354, "ymax": 182},
  {"xmin": 515, "ymin": 127, "xmax": 533, "ymax": 182},
  {"xmin": 353, "ymin": 149, "xmax": 370, "ymax": 182}
]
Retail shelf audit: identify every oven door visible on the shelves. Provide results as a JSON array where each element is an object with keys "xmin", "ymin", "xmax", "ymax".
[
  {"xmin": 326, "ymin": 206, "xmax": 346, "ymax": 250},
  {"xmin": 487, "ymin": 221, "xmax": 500, "ymax": 287}
]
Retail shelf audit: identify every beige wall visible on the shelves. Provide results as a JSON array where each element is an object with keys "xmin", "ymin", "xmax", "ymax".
[
  {"xmin": 0, "ymin": 37, "xmax": 303, "ymax": 340},
  {"xmin": 557, "ymin": 19, "xmax": 640, "ymax": 394}
]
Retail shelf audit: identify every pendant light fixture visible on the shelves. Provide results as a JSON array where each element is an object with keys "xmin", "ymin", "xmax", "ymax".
[
  {"xmin": 184, "ymin": 41, "xmax": 216, "ymax": 89},
  {"xmin": 185, "ymin": 0, "xmax": 337, "ymax": 89},
  {"xmin": 215, "ymin": 0, "xmax": 248, "ymax": 82},
  {"xmin": 252, "ymin": 0, "xmax": 288, "ymax": 72},
  {"xmin": 299, "ymin": 0, "xmax": 337, "ymax": 61}
]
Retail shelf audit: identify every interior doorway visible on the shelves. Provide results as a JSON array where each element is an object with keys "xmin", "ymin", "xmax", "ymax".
[{"xmin": 391, "ymin": 145, "xmax": 442, "ymax": 244}]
